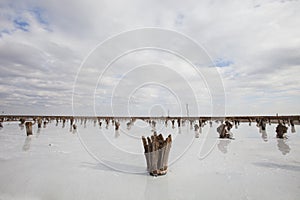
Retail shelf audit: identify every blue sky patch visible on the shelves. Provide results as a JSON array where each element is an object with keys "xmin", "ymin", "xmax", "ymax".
[
  {"xmin": 13, "ymin": 18, "xmax": 29, "ymax": 31},
  {"xmin": 214, "ymin": 58, "xmax": 233, "ymax": 67},
  {"xmin": 29, "ymin": 7, "xmax": 48, "ymax": 25}
]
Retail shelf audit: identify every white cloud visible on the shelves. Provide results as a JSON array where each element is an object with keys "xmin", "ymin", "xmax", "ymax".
[{"xmin": 0, "ymin": 0, "xmax": 299, "ymax": 115}]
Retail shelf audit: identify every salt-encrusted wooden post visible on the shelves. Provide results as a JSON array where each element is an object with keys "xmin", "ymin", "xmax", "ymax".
[
  {"xmin": 217, "ymin": 121, "xmax": 233, "ymax": 139},
  {"xmin": 25, "ymin": 122, "xmax": 33, "ymax": 136},
  {"xmin": 37, "ymin": 117, "xmax": 42, "ymax": 128},
  {"xmin": 276, "ymin": 123, "xmax": 288, "ymax": 139},
  {"xmin": 142, "ymin": 133, "xmax": 172, "ymax": 176}
]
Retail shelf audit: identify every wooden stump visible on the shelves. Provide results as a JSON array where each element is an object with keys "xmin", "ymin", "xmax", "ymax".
[
  {"xmin": 37, "ymin": 118, "xmax": 42, "ymax": 128},
  {"xmin": 25, "ymin": 122, "xmax": 33, "ymax": 136},
  {"xmin": 217, "ymin": 121, "xmax": 233, "ymax": 139},
  {"xmin": 115, "ymin": 121, "xmax": 120, "ymax": 130},
  {"xmin": 142, "ymin": 133, "xmax": 172, "ymax": 176},
  {"xmin": 276, "ymin": 123, "xmax": 288, "ymax": 139}
]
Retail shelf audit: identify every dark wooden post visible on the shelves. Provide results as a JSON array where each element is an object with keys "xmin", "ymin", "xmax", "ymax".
[
  {"xmin": 25, "ymin": 122, "xmax": 33, "ymax": 136},
  {"xmin": 142, "ymin": 133, "xmax": 172, "ymax": 176},
  {"xmin": 217, "ymin": 121, "xmax": 233, "ymax": 139},
  {"xmin": 115, "ymin": 121, "xmax": 120, "ymax": 130},
  {"xmin": 177, "ymin": 118, "xmax": 181, "ymax": 127},
  {"xmin": 290, "ymin": 120, "xmax": 296, "ymax": 133},
  {"xmin": 276, "ymin": 123, "xmax": 288, "ymax": 139},
  {"xmin": 0, "ymin": 117, "xmax": 3, "ymax": 128},
  {"xmin": 62, "ymin": 118, "xmax": 66, "ymax": 128},
  {"xmin": 37, "ymin": 117, "xmax": 42, "ymax": 128}
]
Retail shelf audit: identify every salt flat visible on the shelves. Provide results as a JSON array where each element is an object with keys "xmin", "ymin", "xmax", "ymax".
[{"xmin": 0, "ymin": 120, "xmax": 299, "ymax": 200}]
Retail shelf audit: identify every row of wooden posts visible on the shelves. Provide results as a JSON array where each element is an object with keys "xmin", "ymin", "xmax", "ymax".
[{"xmin": 1, "ymin": 116, "xmax": 297, "ymax": 176}]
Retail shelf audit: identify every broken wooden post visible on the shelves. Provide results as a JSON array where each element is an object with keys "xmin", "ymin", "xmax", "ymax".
[
  {"xmin": 177, "ymin": 118, "xmax": 181, "ymax": 127},
  {"xmin": 171, "ymin": 119, "xmax": 175, "ymax": 128},
  {"xmin": 70, "ymin": 117, "xmax": 74, "ymax": 126},
  {"xmin": 276, "ymin": 123, "xmax": 288, "ymax": 139},
  {"xmin": 194, "ymin": 124, "xmax": 199, "ymax": 131},
  {"xmin": 0, "ymin": 117, "xmax": 3, "ymax": 128},
  {"xmin": 37, "ymin": 117, "xmax": 42, "ymax": 128},
  {"xmin": 62, "ymin": 118, "xmax": 66, "ymax": 128},
  {"xmin": 290, "ymin": 120, "xmax": 296, "ymax": 133},
  {"xmin": 194, "ymin": 124, "xmax": 200, "ymax": 138},
  {"xmin": 20, "ymin": 118, "xmax": 25, "ymax": 125},
  {"xmin": 115, "ymin": 121, "xmax": 120, "ymax": 131},
  {"xmin": 142, "ymin": 133, "xmax": 172, "ymax": 176},
  {"xmin": 217, "ymin": 121, "xmax": 233, "ymax": 139},
  {"xmin": 25, "ymin": 122, "xmax": 33, "ymax": 136},
  {"xmin": 259, "ymin": 118, "xmax": 267, "ymax": 131}
]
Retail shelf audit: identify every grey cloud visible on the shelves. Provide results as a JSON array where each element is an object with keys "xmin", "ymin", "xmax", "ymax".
[{"xmin": 0, "ymin": 0, "xmax": 299, "ymax": 115}]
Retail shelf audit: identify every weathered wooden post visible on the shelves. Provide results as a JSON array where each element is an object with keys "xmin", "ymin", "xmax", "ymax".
[
  {"xmin": 142, "ymin": 133, "xmax": 172, "ymax": 176},
  {"xmin": 276, "ymin": 123, "xmax": 288, "ymax": 139},
  {"xmin": 115, "ymin": 121, "xmax": 120, "ymax": 130},
  {"xmin": 194, "ymin": 124, "xmax": 199, "ymax": 131},
  {"xmin": 259, "ymin": 119, "xmax": 266, "ymax": 131},
  {"xmin": 177, "ymin": 118, "xmax": 181, "ymax": 127},
  {"xmin": 290, "ymin": 120, "xmax": 296, "ymax": 133},
  {"xmin": 217, "ymin": 121, "xmax": 233, "ymax": 139},
  {"xmin": 194, "ymin": 124, "xmax": 200, "ymax": 138},
  {"xmin": 105, "ymin": 118, "xmax": 109, "ymax": 129},
  {"xmin": 70, "ymin": 117, "xmax": 74, "ymax": 126},
  {"xmin": 37, "ymin": 117, "xmax": 42, "ymax": 128},
  {"xmin": 20, "ymin": 118, "xmax": 25, "ymax": 125},
  {"xmin": 62, "ymin": 118, "xmax": 66, "ymax": 128},
  {"xmin": 25, "ymin": 122, "xmax": 33, "ymax": 136}
]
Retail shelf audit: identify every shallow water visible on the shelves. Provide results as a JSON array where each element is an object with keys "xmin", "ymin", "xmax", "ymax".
[{"xmin": 0, "ymin": 120, "xmax": 299, "ymax": 200}]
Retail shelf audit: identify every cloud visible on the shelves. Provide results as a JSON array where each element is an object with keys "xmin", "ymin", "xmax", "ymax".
[{"xmin": 0, "ymin": 0, "xmax": 299, "ymax": 115}]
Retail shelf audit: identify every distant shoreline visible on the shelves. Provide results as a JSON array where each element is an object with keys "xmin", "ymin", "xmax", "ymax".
[{"xmin": 1, "ymin": 114, "xmax": 299, "ymax": 124}]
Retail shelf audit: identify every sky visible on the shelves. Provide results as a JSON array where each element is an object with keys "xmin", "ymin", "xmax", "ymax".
[{"xmin": 0, "ymin": 0, "xmax": 299, "ymax": 116}]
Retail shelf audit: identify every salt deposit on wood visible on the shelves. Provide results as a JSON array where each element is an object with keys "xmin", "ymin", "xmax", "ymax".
[
  {"xmin": 142, "ymin": 133, "xmax": 172, "ymax": 176},
  {"xmin": 217, "ymin": 121, "xmax": 233, "ymax": 139},
  {"xmin": 276, "ymin": 122, "xmax": 288, "ymax": 139}
]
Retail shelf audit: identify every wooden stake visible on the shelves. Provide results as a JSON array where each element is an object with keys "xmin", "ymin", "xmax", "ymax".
[
  {"xmin": 142, "ymin": 133, "xmax": 172, "ymax": 176},
  {"xmin": 25, "ymin": 122, "xmax": 33, "ymax": 136}
]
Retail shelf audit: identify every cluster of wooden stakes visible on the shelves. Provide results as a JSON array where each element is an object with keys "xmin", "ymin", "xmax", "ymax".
[
  {"xmin": 142, "ymin": 133, "xmax": 172, "ymax": 176},
  {"xmin": 1, "ymin": 115, "xmax": 298, "ymax": 176}
]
